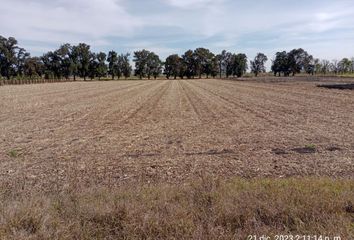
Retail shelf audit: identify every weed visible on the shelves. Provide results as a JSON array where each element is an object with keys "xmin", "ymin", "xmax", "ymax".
[{"xmin": 8, "ymin": 149, "xmax": 20, "ymax": 158}]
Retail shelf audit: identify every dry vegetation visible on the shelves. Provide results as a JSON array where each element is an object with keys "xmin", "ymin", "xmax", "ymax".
[
  {"xmin": 0, "ymin": 77, "xmax": 353, "ymax": 239},
  {"xmin": 1, "ymin": 178, "xmax": 354, "ymax": 239}
]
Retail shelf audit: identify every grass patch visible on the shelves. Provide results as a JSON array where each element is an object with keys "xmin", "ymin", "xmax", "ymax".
[
  {"xmin": 0, "ymin": 178, "xmax": 353, "ymax": 239},
  {"xmin": 305, "ymin": 144, "xmax": 316, "ymax": 150},
  {"xmin": 7, "ymin": 149, "xmax": 20, "ymax": 158}
]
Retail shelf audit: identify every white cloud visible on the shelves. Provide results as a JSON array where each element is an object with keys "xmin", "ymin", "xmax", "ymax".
[
  {"xmin": 165, "ymin": 0, "xmax": 223, "ymax": 8},
  {"xmin": 1, "ymin": 0, "xmax": 354, "ymax": 62},
  {"xmin": 0, "ymin": 0, "xmax": 142, "ymax": 45}
]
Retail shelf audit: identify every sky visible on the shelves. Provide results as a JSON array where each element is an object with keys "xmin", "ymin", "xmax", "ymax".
[{"xmin": 1, "ymin": 0, "xmax": 354, "ymax": 68}]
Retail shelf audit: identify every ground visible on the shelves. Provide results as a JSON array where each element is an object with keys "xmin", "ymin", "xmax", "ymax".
[{"xmin": 0, "ymin": 78, "xmax": 353, "ymax": 190}]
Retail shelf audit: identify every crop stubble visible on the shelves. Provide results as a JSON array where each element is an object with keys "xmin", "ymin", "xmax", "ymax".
[{"xmin": 0, "ymin": 79, "xmax": 353, "ymax": 189}]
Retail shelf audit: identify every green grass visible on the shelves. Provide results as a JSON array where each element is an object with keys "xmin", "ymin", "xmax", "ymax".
[
  {"xmin": 0, "ymin": 178, "xmax": 353, "ymax": 239},
  {"xmin": 305, "ymin": 144, "xmax": 316, "ymax": 150},
  {"xmin": 7, "ymin": 149, "xmax": 20, "ymax": 158}
]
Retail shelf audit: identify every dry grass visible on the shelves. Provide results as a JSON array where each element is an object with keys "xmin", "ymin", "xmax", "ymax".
[{"xmin": 1, "ymin": 178, "xmax": 353, "ymax": 239}]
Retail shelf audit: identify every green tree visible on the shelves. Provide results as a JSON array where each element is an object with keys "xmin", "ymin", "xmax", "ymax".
[
  {"xmin": 225, "ymin": 52, "xmax": 235, "ymax": 78},
  {"xmin": 288, "ymin": 48, "xmax": 312, "ymax": 76},
  {"xmin": 233, "ymin": 53, "xmax": 248, "ymax": 77},
  {"xmin": 339, "ymin": 58, "xmax": 352, "ymax": 74},
  {"xmin": 250, "ymin": 53, "xmax": 268, "ymax": 77},
  {"xmin": 15, "ymin": 47, "xmax": 30, "ymax": 77},
  {"xmin": 56, "ymin": 44, "xmax": 72, "ymax": 80},
  {"xmin": 88, "ymin": 53, "xmax": 98, "ymax": 80},
  {"xmin": 194, "ymin": 48, "xmax": 213, "ymax": 78},
  {"xmin": 69, "ymin": 45, "xmax": 80, "ymax": 81},
  {"xmin": 314, "ymin": 58, "xmax": 321, "ymax": 75},
  {"xmin": 133, "ymin": 50, "xmax": 161, "ymax": 79},
  {"xmin": 107, "ymin": 51, "xmax": 118, "ymax": 80},
  {"xmin": 164, "ymin": 54, "xmax": 181, "ymax": 79},
  {"xmin": 75, "ymin": 43, "xmax": 91, "ymax": 81},
  {"xmin": 41, "ymin": 51, "xmax": 62, "ymax": 79},
  {"xmin": 96, "ymin": 52, "xmax": 107, "ymax": 80},
  {"xmin": 216, "ymin": 50, "xmax": 231, "ymax": 78},
  {"xmin": 271, "ymin": 51, "xmax": 290, "ymax": 76},
  {"xmin": 182, "ymin": 50, "xmax": 195, "ymax": 79},
  {"xmin": 147, "ymin": 52, "xmax": 162, "ymax": 79},
  {"xmin": 204, "ymin": 55, "xmax": 218, "ymax": 78},
  {"xmin": 0, "ymin": 36, "xmax": 21, "ymax": 79},
  {"xmin": 133, "ymin": 49, "xmax": 150, "ymax": 79},
  {"xmin": 24, "ymin": 57, "xmax": 44, "ymax": 78},
  {"xmin": 120, "ymin": 53, "xmax": 132, "ymax": 79}
]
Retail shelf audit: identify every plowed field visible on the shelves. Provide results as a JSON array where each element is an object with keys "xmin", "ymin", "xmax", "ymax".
[{"xmin": 1, "ymin": 79, "xmax": 353, "ymax": 189}]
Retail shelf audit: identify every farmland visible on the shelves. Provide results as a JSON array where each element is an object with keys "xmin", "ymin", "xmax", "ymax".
[
  {"xmin": 0, "ymin": 77, "xmax": 354, "ymax": 238},
  {"xmin": 1, "ymin": 78, "xmax": 353, "ymax": 188}
]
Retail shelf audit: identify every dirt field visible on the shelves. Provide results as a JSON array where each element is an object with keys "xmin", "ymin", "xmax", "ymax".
[{"xmin": 0, "ymin": 78, "xmax": 353, "ymax": 189}]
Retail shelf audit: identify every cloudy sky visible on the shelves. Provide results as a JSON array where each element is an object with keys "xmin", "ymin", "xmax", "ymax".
[{"xmin": 1, "ymin": 0, "xmax": 354, "ymax": 65}]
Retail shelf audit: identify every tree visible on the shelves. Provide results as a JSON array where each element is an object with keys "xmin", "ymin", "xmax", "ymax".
[
  {"xmin": 330, "ymin": 59, "xmax": 340, "ymax": 74},
  {"xmin": 194, "ymin": 48, "xmax": 214, "ymax": 78},
  {"xmin": 225, "ymin": 52, "xmax": 235, "ymax": 78},
  {"xmin": 147, "ymin": 52, "xmax": 162, "ymax": 79},
  {"xmin": 88, "ymin": 53, "xmax": 98, "ymax": 80},
  {"xmin": 133, "ymin": 50, "xmax": 161, "ymax": 79},
  {"xmin": 96, "ymin": 52, "xmax": 107, "ymax": 80},
  {"xmin": 233, "ymin": 53, "xmax": 248, "ymax": 77},
  {"xmin": 75, "ymin": 43, "xmax": 91, "ymax": 81},
  {"xmin": 216, "ymin": 50, "xmax": 230, "ymax": 78},
  {"xmin": 41, "ymin": 51, "xmax": 62, "ymax": 79},
  {"xmin": 119, "ymin": 53, "xmax": 132, "ymax": 79},
  {"xmin": 271, "ymin": 51, "xmax": 290, "ymax": 76},
  {"xmin": 182, "ymin": 50, "xmax": 195, "ymax": 79},
  {"xmin": 164, "ymin": 54, "xmax": 181, "ymax": 79},
  {"xmin": 69, "ymin": 45, "xmax": 79, "ymax": 81},
  {"xmin": 288, "ymin": 48, "xmax": 312, "ymax": 76},
  {"xmin": 133, "ymin": 49, "xmax": 150, "ymax": 79},
  {"xmin": 178, "ymin": 60, "xmax": 187, "ymax": 79},
  {"xmin": 24, "ymin": 57, "xmax": 43, "ymax": 78},
  {"xmin": 271, "ymin": 49, "xmax": 313, "ymax": 77},
  {"xmin": 338, "ymin": 58, "xmax": 352, "ymax": 74},
  {"xmin": 107, "ymin": 51, "xmax": 118, "ymax": 80},
  {"xmin": 314, "ymin": 58, "xmax": 321, "ymax": 75},
  {"xmin": 0, "ymin": 36, "xmax": 21, "ymax": 79},
  {"xmin": 56, "ymin": 44, "xmax": 72, "ymax": 80},
  {"xmin": 15, "ymin": 47, "xmax": 30, "ymax": 77},
  {"xmin": 250, "ymin": 53, "xmax": 268, "ymax": 77},
  {"xmin": 321, "ymin": 59, "xmax": 330, "ymax": 75},
  {"xmin": 204, "ymin": 55, "xmax": 218, "ymax": 78}
]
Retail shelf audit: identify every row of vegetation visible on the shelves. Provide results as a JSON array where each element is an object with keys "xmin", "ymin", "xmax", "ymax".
[{"xmin": 1, "ymin": 36, "xmax": 354, "ymax": 82}]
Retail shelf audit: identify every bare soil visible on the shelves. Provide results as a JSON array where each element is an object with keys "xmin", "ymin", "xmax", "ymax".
[{"xmin": 0, "ymin": 78, "xmax": 353, "ymax": 190}]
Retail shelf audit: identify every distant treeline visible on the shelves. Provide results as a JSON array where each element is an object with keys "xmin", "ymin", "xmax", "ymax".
[{"xmin": 1, "ymin": 35, "xmax": 353, "ymax": 83}]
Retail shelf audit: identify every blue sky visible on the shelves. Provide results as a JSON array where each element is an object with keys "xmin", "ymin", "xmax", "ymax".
[{"xmin": 1, "ymin": 0, "xmax": 354, "ymax": 68}]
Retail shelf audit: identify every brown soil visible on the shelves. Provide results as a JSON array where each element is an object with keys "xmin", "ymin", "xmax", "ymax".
[{"xmin": 0, "ymin": 78, "xmax": 353, "ymax": 190}]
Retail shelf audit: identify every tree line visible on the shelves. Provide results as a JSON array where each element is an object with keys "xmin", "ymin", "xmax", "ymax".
[
  {"xmin": 271, "ymin": 49, "xmax": 354, "ymax": 76},
  {"xmin": 1, "ymin": 35, "xmax": 353, "ymax": 83}
]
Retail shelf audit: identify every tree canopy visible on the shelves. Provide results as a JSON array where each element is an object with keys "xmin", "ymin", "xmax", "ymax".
[{"xmin": 2, "ymin": 35, "xmax": 352, "ymax": 82}]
